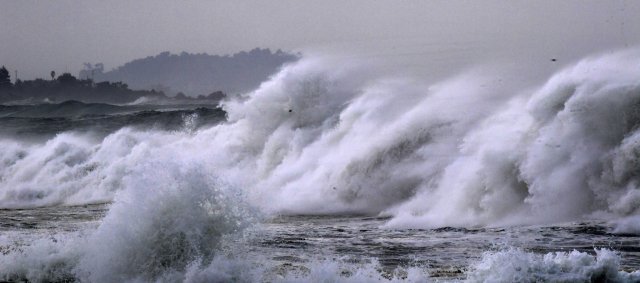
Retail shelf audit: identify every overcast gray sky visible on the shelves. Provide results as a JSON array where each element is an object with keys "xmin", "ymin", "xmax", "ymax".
[{"xmin": 1, "ymin": 0, "xmax": 639, "ymax": 80}]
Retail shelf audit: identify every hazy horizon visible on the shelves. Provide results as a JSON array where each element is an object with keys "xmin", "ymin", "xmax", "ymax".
[{"xmin": 2, "ymin": 1, "xmax": 639, "ymax": 80}]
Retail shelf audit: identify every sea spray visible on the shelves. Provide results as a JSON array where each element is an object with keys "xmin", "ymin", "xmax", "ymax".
[
  {"xmin": 75, "ymin": 157, "xmax": 252, "ymax": 282},
  {"xmin": 0, "ymin": 129, "xmax": 176, "ymax": 208},
  {"xmin": 230, "ymin": 50, "xmax": 640, "ymax": 227},
  {"xmin": 2, "ymin": 50, "xmax": 640, "ymax": 281},
  {"xmin": 3, "ymin": 50, "xmax": 640, "ymax": 225},
  {"xmin": 0, "ymin": 142, "xmax": 254, "ymax": 282}
]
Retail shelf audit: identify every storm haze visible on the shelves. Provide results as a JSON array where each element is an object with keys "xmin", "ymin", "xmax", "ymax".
[{"xmin": 1, "ymin": 1, "xmax": 639, "ymax": 80}]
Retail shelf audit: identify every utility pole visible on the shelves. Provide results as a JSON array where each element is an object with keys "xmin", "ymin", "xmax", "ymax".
[{"xmin": 14, "ymin": 70, "xmax": 17, "ymax": 83}]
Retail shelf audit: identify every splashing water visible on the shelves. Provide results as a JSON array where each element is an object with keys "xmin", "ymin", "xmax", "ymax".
[{"xmin": 2, "ymin": 49, "xmax": 640, "ymax": 281}]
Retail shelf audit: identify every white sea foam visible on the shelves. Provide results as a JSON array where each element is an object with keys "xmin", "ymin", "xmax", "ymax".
[
  {"xmin": 467, "ymin": 248, "xmax": 640, "ymax": 282},
  {"xmin": 184, "ymin": 258, "xmax": 429, "ymax": 283},
  {"xmin": 4, "ymin": 240, "xmax": 636, "ymax": 283}
]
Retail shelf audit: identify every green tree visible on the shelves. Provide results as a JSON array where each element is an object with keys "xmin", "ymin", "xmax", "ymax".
[{"xmin": 0, "ymin": 66, "xmax": 11, "ymax": 89}]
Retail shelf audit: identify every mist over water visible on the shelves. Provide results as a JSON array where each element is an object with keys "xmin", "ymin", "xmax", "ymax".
[{"xmin": 2, "ymin": 49, "xmax": 640, "ymax": 281}]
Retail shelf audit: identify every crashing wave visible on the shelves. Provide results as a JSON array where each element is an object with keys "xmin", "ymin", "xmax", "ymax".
[{"xmin": 2, "ymin": 49, "xmax": 640, "ymax": 281}]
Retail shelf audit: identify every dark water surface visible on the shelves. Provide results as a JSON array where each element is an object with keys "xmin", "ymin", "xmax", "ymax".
[{"xmin": 3, "ymin": 204, "xmax": 639, "ymax": 280}]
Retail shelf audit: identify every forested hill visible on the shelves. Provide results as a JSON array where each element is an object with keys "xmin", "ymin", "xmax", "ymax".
[{"xmin": 80, "ymin": 48, "xmax": 299, "ymax": 96}]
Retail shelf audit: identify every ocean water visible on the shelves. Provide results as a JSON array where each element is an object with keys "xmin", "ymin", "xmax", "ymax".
[
  {"xmin": 2, "ymin": 206, "xmax": 639, "ymax": 282},
  {"xmin": 2, "ymin": 50, "xmax": 640, "ymax": 282}
]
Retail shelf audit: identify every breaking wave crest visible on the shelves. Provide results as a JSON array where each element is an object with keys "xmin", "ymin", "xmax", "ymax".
[
  {"xmin": 227, "ymin": 49, "xmax": 640, "ymax": 229},
  {"xmin": 3, "ymin": 50, "xmax": 640, "ymax": 224}
]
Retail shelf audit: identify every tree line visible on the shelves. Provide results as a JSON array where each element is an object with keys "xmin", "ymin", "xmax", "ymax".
[{"xmin": 0, "ymin": 66, "xmax": 224, "ymax": 104}]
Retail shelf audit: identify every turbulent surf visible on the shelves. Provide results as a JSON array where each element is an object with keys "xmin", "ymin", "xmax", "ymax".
[{"xmin": 2, "ymin": 49, "xmax": 640, "ymax": 282}]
